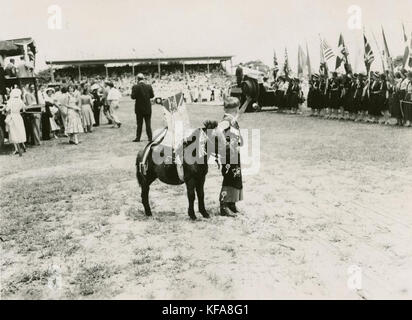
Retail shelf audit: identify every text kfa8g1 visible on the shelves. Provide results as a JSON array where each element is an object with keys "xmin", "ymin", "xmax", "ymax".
[{"xmin": 206, "ymin": 304, "xmax": 248, "ymax": 315}]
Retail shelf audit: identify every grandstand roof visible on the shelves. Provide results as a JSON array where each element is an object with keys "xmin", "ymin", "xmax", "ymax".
[{"xmin": 46, "ymin": 55, "xmax": 233, "ymax": 66}]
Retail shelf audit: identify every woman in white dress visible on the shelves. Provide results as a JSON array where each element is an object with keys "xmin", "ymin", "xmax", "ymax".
[
  {"xmin": 64, "ymin": 85, "xmax": 83, "ymax": 145},
  {"xmin": 5, "ymin": 88, "xmax": 27, "ymax": 156}
]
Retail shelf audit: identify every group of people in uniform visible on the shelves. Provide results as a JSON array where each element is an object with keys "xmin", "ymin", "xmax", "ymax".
[
  {"xmin": 270, "ymin": 76, "xmax": 305, "ymax": 114},
  {"xmin": 305, "ymin": 70, "xmax": 412, "ymax": 126},
  {"xmin": 266, "ymin": 69, "xmax": 412, "ymax": 127}
]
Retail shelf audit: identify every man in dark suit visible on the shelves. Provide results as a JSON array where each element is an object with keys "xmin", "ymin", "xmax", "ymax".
[{"xmin": 131, "ymin": 73, "xmax": 154, "ymax": 142}]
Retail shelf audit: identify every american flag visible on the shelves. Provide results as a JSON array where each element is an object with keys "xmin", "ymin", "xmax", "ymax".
[
  {"xmin": 363, "ymin": 34, "xmax": 375, "ymax": 72},
  {"xmin": 321, "ymin": 38, "xmax": 335, "ymax": 61},
  {"xmin": 319, "ymin": 37, "xmax": 328, "ymax": 77}
]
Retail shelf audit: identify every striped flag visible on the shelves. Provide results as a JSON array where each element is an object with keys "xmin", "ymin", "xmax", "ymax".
[
  {"xmin": 363, "ymin": 33, "xmax": 375, "ymax": 73},
  {"xmin": 319, "ymin": 36, "xmax": 328, "ymax": 77},
  {"xmin": 321, "ymin": 38, "xmax": 335, "ymax": 61}
]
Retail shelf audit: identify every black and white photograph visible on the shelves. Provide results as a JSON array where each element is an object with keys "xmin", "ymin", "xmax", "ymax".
[{"xmin": 0, "ymin": 0, "xmax": 411, "ymax": 303}]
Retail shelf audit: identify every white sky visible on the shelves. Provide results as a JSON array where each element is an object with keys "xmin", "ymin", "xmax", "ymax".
[{"xmin": 1, "ymin": 0, "xmax": 411, "ymax": 72}]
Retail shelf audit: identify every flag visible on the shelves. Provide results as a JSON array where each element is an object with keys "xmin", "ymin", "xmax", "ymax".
[
  {"xmin": 321, "ymin": 38, "xmax": 335, "ymax": 61},
  {"xmin": 335, "ymin": 33, "xmax": 351, "ymax": 73},
  {"xmin": 372, "ymin": 31, "xmax": 385, "ymax": 73},
  {"xmin": 306, "ymin": 42, "xmax": 312, "ymax": 78},
  {"xmin": 273, "ymin": 50, "xmax": 279, "ymax": 71},
  {"xmin": 407, "ymin": 32, "xmax": 412, "ymax": 70},
  {"xmin": 163, "ymin": 92, "xmax": 184, "ymax": 113},
  {"xmin": 382, "ymin": 26, "xmax": 394, "ymax": 74},
  {"xmin": 161, "ymin": 92, "xmax": 190, "ymax": 151},
  {"xmin": 363, "ymin": 33, "xmax": 375, "ymax": 73},
  {"xmin": 319, "ymin": 36, "xmax": 328, "ymax": 77},
  {"xmin": 297, "ymin": 45, "xmax": 307, "ymax": 77},
  {"xmin": 283, "ymin": 47, "xmax": 291, "ymax": 77},
  {"xmin": 402, "ymin": 23, "xmax": 410, "ymax": 69}
]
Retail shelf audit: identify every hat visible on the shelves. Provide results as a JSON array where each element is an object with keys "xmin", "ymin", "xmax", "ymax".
[
  {"xmin": 46, "ymin": 87, "xmax": 55, "ymax": 94},
  {"xmin": 10, "ymin": 88, "xmax": 22, "ymax": 99},
  {"xmin": 137, "ymin": 73, "xmax": 144, "ymax": 80}
]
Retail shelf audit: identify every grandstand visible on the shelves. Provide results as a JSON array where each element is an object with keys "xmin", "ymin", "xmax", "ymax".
[{"xmin": 45, "ymin": 55, "xmax": 234, "ymax": 81}]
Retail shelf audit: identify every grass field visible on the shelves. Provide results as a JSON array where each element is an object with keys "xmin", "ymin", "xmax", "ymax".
[{"xmin": 1, "ymin": 98, "xmax": 412, "ymax": 299}]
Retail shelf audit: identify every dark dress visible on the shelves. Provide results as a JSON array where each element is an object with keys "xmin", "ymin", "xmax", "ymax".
[
  {"xmin": 319, "ymin": 80, "xmax": 327, "ymax": 110},
  {"xmin": 369, "ymin": 80, "xmax": 384, "ymax": 116},
  {"xmin": 343, "ymin": 81, "xmax": 353, "ymax": 112},
  {"xmin": 353, "ymin": 81, "xmax": 364, "ymax": 113},
  {"xmin": 288, "ymin": 84, "xmax": 300, "ymax": 109},
  {"xmin": 41, "ymin": 102, "xmax": 53, "ymax": 140},
  {"xmin": 307, "ymin": 81, "xmax": 316, "ymax": 109},
  {"xmin": 0, "ymin": 66, "xmax": 6, "ymax": 98},
  {"xmin": 388, "ymin": 84, "xmax": 401, "ymax": 120},
  {"xmin": 403, "ymin": 82, "xmax": 412, "ymax": 122},
  {"xmin": 328, "ymin": 79, "xmax": 340, "ymax": 109},
  {"xmin": 92, "ymin": 91, "xmax": 102, "ymax": 126},
  {"xmin": 361, "ymin": 82, "xmax": 370, "ymax": 112},
  {"xmin": 219, "ymin": 114, "xmax": 243, "ymax": 204}
]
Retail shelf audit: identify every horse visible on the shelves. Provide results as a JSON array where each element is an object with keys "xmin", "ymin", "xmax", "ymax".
[{"xmin": 136, "ymin": 120, "xmax": 221, "ymax": 220}]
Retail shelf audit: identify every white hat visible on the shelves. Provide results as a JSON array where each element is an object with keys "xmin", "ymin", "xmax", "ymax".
[
  {"xmin": 137, "ymin": 73, "xmax": 144, "ymax": 80},
  {"xmin": 10, "ymin": 88, "xmax": 22, "ymax": 99}
]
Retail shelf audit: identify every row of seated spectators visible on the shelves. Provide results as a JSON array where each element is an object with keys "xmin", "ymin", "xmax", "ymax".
[{"xmin": 53, "ymin": 64, "xmax": 232, "ymax": 103}]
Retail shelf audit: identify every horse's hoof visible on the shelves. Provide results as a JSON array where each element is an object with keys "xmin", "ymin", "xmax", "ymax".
[
  {"xmin": 200, "ymin": 211, "xmax": 210, "ymax": 219},
  {"xmin": 189, "ymin": 214, "xmax": 197, "ymax": 220},
  {"xmin": 145, "ymin": 212, "xmax": 152, "ymax": 217}
]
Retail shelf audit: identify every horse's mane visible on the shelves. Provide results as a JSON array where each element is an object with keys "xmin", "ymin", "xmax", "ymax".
[{"xmin": 203, "ymin": 120, "xmax": 218, "ymax": 130}]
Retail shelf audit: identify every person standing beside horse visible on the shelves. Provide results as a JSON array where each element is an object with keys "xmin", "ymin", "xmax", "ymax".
[
  {"xmin": 216, "ymin": 95, "xmax": 252, "ymax": 217},
  {"xmin": 131, "ymin": 73, "xmax": 154, "ymax": 142}
]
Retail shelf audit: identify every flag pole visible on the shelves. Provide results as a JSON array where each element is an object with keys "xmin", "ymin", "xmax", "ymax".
[
  {"xmin": 371, "ymin": 29, "xmax": 385, "ymax": 73},
  {"xmin": 363, "ymin": 27, "xmax": 371, "ymax": 98},
  {"xmin": 306, "ymin": 41, "xmax": 311, "ymax": 78}
]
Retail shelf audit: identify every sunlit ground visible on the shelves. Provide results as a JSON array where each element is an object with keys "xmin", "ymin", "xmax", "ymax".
[{"xmin": 1, "ymin": 98, "xmax": 411, "ymax": 299}]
